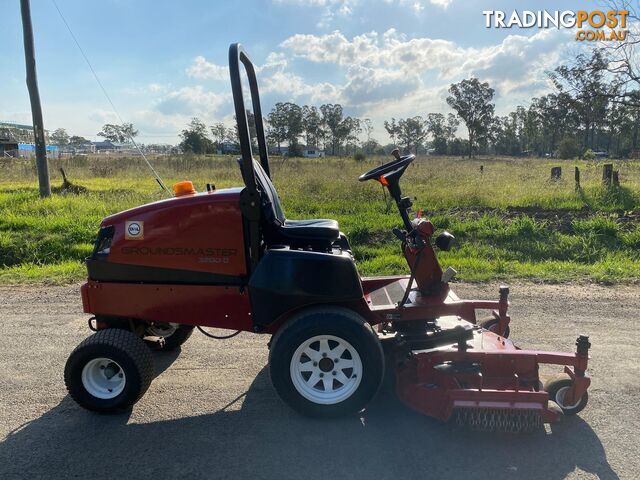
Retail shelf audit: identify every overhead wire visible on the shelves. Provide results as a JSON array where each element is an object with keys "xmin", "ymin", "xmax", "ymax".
[{"xmin": 50, "ymin": 0, "xmax": 170, "ymax": 194}]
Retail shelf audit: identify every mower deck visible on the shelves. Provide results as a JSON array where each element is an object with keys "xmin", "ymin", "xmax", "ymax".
[{"xmin": 373, "ymin": 286, "xmax": 592, "ymax": 430}]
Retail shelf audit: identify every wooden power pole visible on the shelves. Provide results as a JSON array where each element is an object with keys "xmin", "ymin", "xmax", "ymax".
[{"xmin": 20, "ymin": 0, "xmax": 51, "ymax": 197}]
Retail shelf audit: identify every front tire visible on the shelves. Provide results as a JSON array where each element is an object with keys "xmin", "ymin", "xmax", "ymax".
[
  {"xmin": 269, "ymin": 306, "xmax": 384, "ymax": 418},
  {"xmin": 544, "ymin": 375, "xmax": 588, "ymax": 415},
  {"xmin": 480, "ymin": 318, "xmax": 510, "ymax": 338},
  {"xmin": 64, "ymin": 329, "xmax": 154, "ymax": 412}
]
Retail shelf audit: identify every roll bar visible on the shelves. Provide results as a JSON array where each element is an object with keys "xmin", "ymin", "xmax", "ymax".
[{"xmin": 228, "ymin": 43, "xmax": 271, "ymax": 191}]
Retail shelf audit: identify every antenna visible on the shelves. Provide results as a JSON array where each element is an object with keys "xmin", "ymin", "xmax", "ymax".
[{"xmin": 50, "ymin": 0, "xmax": 170, "ymax": 194}]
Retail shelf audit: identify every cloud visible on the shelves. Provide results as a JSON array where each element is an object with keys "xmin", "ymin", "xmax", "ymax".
[
  {"xmin": 279, "ymin": 28, "xmax": 569, "ymax": 111},
  {"xmin": 155, "ymin": 86, "xmax": 229, "ymax": 116},
  {"xmin": 272, "ymin": 0, "xmax": 357, "ymax": 27},
  {"xmin": 129, "ymin": 27, "xmax": 572, "ymax": 143},
  {"xmin": 428, "ymin": 0, "xmax": 451, "ymax": 8},
  {"xmin": 186, "ymin": 56, "xmax": 228, "ymax": 80},
  {"xmin": 262, "ymin": 70, "xmax": 342, "ymax": 103},
  {"xmin": 388, "ymin": 0, "xmax": 452, "ymax": 12}
]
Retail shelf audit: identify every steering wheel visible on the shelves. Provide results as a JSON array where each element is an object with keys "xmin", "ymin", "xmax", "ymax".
[{"xmin": 358, "ymin": 152, "xmax": 415, "ymax": 183}]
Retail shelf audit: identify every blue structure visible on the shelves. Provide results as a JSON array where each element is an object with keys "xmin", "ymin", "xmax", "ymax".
[{"xmin": 18, "ymin": 143, "xmax": 58, "ymax": 152}]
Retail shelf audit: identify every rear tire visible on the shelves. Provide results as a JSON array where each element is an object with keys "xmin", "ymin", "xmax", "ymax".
[
  {"xmin": 544, "ymin": 375, "xmax": 588, "ymax": 415},
  {"xmin": 269, "ymin": 306, "xmax": 384, "ymax": 418},
  {"xmin": 64, "ymin": 329, "xmax": 154, "ymax": 413}
]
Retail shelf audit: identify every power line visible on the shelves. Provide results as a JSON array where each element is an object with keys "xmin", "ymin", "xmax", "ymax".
[{"xmin": 50, "ymin": 0, "xmax": 170, "ymax": 194}]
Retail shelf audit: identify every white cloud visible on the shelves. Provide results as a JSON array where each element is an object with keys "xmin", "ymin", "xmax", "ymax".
[
  {"xmin": 104, "ymin": 27, "xmax": 573, "ymax": 144},
  {"xmin": 279, "ymin": 28, "xmax": 569, "ymax": 111},
  {"xmin": 186, "ymin": 56, "xmax": 228, "ymax": 80},
  {"xmin": 272, "ymin": 0, "xmax": 357, "ymax": 28},
  {"xmin": 155, "ymin": 86, "xmax": 229, "ymax": 116},
  {"xmin": 388, "ymin": 0, "xmax": 452, "ymax": 11},
  {"xmin": 429, "ymin": 0, "xmax": 451, "ymax": 8},
  {"xmin": 263, "ymin": 71, "xmax": 342, "ymax": 103}
]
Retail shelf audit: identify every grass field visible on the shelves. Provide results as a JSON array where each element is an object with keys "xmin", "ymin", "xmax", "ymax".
[{"xmin": 1, "ymin": 154, "xmax": 639, "ymax": 284}]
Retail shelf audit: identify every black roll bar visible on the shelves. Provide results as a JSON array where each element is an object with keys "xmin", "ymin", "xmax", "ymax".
[{"xmin": 228, "ymin": 43, "xmax": 271, "ymax": 189}]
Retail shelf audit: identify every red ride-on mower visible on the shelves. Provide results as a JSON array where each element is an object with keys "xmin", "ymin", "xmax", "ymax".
[{"xmin": 64, "ymin": 44, "xmax": 591, "ymax": 431}]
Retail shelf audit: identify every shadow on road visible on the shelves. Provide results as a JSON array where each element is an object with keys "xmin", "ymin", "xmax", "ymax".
[{"xmin": 0, "ymin": 366, "xmax": 618, "ymax": 480}]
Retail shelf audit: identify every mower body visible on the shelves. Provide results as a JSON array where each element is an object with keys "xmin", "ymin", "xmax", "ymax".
[{"xmin": 67, "ymin": 43, "xmax": 591, "ymax": 429}]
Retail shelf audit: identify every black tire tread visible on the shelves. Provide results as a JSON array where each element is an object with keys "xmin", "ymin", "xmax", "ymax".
[
  {"xmin": 544, "ymin": 374, "xmax": 588, "ymax": 415},
  {"xmin": 269, "ymin": 306, "xmax": 384, "ymax": 418},
  {"xmin": 479, "ymin": 318, "xmax": 510, "ymax": 338},
  {"xmin": 65, "ymin": 329, "xmax": 154, "ymax": 411}
]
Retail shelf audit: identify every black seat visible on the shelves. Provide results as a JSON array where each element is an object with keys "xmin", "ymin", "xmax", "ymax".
[{"xmin": 252, "ymin": 160, "xmax": 340, "ymax": 247}]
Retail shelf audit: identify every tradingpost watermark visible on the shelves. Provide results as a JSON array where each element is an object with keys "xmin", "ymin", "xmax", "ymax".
[{"xmin": 483, "ymin": 10, "xmax": 630, "ymax": 41}]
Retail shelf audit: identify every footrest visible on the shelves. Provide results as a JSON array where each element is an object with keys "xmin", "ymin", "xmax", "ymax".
[
  {"xmin": 434, "ymin": 361, "xmax": 481, "ymax": 374},
  {"xmin": 403, "ymin": 324, "xmax": 474, "ymax": 351}
]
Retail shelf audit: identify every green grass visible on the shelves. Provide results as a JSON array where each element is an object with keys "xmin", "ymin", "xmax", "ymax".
[{"xmin": 1, "ymin": 154, "xmax": 639, "ymax": 284}]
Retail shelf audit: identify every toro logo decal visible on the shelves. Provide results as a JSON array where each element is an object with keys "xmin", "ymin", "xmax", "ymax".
[{"xmin": 125, "ymin": 221, "xmax": 144, "ymax": 240}]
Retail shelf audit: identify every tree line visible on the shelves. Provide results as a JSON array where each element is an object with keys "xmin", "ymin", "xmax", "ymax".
[{"xmin": 179, "ymin": 45, "xmax": 640, "ymax": 160}]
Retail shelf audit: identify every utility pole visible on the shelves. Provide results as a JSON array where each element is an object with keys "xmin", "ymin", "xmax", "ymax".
[{"xmin": 20, "ymin": 0, "xmax": 50, "ymax": 197}]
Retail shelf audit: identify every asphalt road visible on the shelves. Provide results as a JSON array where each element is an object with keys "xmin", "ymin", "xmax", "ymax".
[{"xmin": 1, "ymin": 282, "xmax": 638, "ymax": 480}]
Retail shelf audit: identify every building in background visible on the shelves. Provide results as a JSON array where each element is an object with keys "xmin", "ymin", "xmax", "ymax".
[{"xmin": 0, "ymin": 121, "xmax": 52, "ymax": 157}]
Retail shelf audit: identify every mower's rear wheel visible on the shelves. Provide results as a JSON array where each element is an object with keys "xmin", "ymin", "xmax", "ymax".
[
  {"xmin": 144, "ymin": 323, "xmax": 194, "ymax": 351},
  {"xmin": 269, "ymin": 306, "xmax": 384, "ymax": 418},
  {"xmin": 544, "ymin": 375, "xmax": 588, "ymax": 415},
  {"xmin": 64, "ymin": 329, "xmax": 154, "ymax": 413},
  {"xmin": 480, "ymin": 318, "xmax": 510, "ymax": 338}
]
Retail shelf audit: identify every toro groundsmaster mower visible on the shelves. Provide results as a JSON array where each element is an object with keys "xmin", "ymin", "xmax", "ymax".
[{"xmin": 64, "ymin": 44, "xmax": 591, "ymax": 431}]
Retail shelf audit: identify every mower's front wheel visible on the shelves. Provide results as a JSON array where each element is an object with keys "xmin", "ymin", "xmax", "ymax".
[
  {"xmin": 64, "ymin": 329, "xmax": 154, "ymax": 412},
  {"xmin": 269, "ymin": 306, "xmax": 384, "ymax": 418},
  {"xmin": 544, "ymin": 375, "xmax": 588, "ymax": 415},
  {"xmin": 480, "ymin": 318, "xmax": 510, "ymax": 338}
]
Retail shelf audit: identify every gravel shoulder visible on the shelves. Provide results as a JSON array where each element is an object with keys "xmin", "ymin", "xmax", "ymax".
[{"xmin": 0, "ymin": 282, "xmax": 638, "ymax": 480}]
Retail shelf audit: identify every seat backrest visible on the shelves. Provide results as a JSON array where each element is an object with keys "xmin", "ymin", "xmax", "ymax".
[{"xmin": 252, "ymin": 159, "xmax": 285, "ymax": 226}]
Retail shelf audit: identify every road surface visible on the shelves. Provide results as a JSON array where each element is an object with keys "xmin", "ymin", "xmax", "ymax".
[{"xmin": 1, "ymin": 283, "xmax": 638, "ymax": 479}]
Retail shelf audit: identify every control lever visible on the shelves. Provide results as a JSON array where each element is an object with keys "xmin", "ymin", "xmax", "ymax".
[{"xmin": 392, "ymin": 227, "xmax": 407, "ymax": 242}]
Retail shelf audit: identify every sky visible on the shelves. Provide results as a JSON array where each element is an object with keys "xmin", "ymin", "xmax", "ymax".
[{"xmin": 1, "ymin": 0, "xmax": 607, "ymax": 145}]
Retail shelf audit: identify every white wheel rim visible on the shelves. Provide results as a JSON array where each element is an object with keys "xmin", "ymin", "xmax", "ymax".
[
  {"xmin": 555, "ymin": 386, "xmax": 582, "ymax": 409},
  {"xmin": 290, "ymin": 335, "xmax": 363, "ymax": 405},
  {"xmin": 146, "ymin": 323, "xmax": 177, "ymax": 337},
  {"xmin": 81, "ymin": 357, "xmax": 126, "ymax": 399}
]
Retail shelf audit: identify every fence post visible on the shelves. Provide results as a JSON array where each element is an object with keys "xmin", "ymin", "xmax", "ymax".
[
  {"xmin": 551, "ymin": 166, "xmax": 562, "ymax": 180},
  {"xmin": 612, "ymin": 170, "xmax": 620, "ymax": 187},
  {"xmin": 602, "ymin": 163, "xmax": 613, "ymax": 185},
  {"xmin": 574, "ymin": 166, "xmax": 580, "ymax": 190}
]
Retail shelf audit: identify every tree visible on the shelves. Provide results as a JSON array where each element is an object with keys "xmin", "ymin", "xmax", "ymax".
[
  {"xmin": 397, "ymin": 116, "xmax": 427, "ymax": 154},
  {"xmin": 210, "ymin": 123, "xmax": 227, "ymax": 149},
  {"xmin": 69, "ymin": 135, "xmax": 89, "ymax": 146},
  {"xmin": 363, "ymin": 118, "xmax": 373, "ymax": 143},
  {"xmin": 384, "ymin": 118, "xmax": 400, "ymax": 146},
  {"xmin": 445, "ymin": 113, "xmax": 459, "ymax": 141},
  {"xmin": 267, "ymin": 102, "xmax": 304, "ymax": 156},
  {"xmin": 446, "ymin": 78, "xmax": 495, "ymax": 158},
  {"xmin": 427, "ymin": 114, "xmax": 447, "ymax": 154},
  {"xmin": 283, "ymin": 103, "xmax": 304, "ymax": 156},
  {"xmin": 342, "ymin": 117, "xmax": 361, "ymax": 155},
  {"xmin": 302, "ymin": 105, "xmax": 324, "ymax": 148},
  {"xmin": 180, "ymin": 117, "xmax": 214, "ymax": 154},
  {"xmin": 267, "ymin": 103, "xmax": 289, "ymax": 153},
  {"xmin": 361, "ymin": 138, "xmax": 382, "ymax": 155},
  {"xmin": 97, "ymin": 122, "xmax": 138, "ymax": 143},
  {"xmin": 549, "ymin": 50, "xmax": 610, "ymax": 151},
  {"xmin": 50, "ymin": 128, "xmax": 69, "ymax": 146},
  {"xmin": 320, "ymin": 104, "xmax": 345, "ymax": 155}
]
